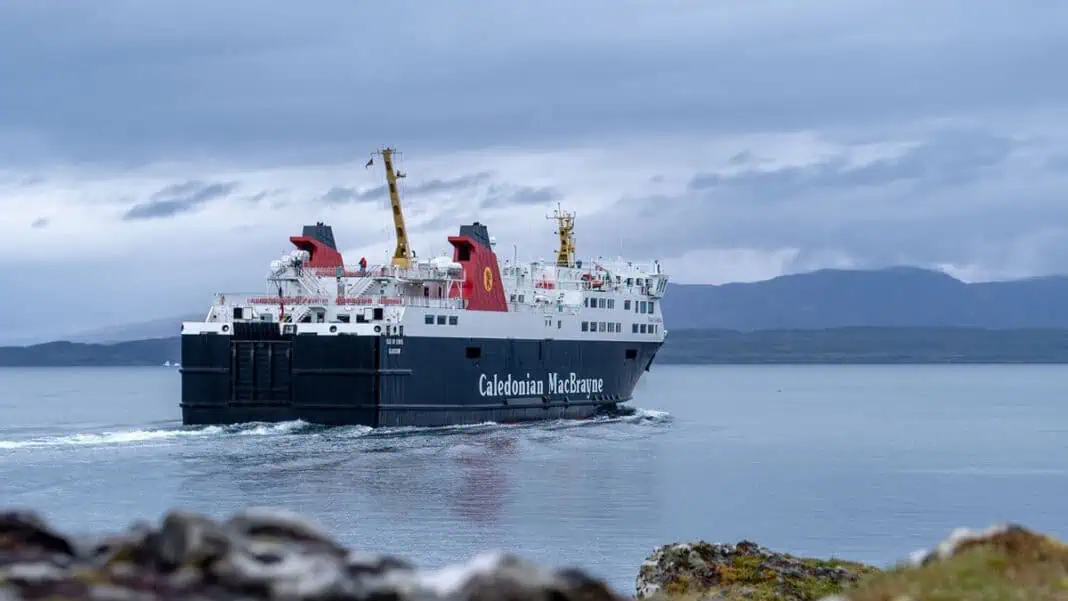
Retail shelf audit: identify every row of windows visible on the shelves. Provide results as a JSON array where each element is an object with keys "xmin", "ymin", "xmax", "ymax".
[
  {"xmin": 580, "ymin": 321, "xmax": 660, "ymax": 334},
  {"xmin": 425, "ymin": 314, "xmax": 459, "ymax": 326},
  {"xmin": 582, "ymin": 321, "xmax": 622, "ymax": 333},
  {"xmin": 584, "ymin": 297, "xmax": 656, "ymax": 313},
  {"xmin": 585, "ymin": 297, "xmax": 616, "ymax": 309},
  {"xmin": 635, "ymin": 300, "xmax": 655, "ymax": 314}
]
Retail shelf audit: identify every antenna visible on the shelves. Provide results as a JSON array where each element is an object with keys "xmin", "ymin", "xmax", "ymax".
[
  {"xmin": 366, "ymin": 147, "xmax": 412, "ymax": 269},
  {"xmin": 546, "ymin": 202, "xmax": 576, "ymax": 268}
]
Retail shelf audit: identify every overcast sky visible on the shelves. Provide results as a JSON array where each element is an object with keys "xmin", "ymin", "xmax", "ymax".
[{"xmin": 2, "ymin": 0, "xmax": 1068, "ymax": 342}]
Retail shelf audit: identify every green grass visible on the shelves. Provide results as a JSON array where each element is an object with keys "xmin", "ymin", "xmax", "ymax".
[{"xmin": 844, "ymin": 527, "xmax": 1068, "ymax": 601}]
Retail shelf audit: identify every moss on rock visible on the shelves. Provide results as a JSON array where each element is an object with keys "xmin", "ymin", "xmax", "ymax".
[
  {"xmin": 640, "ymin": 525, "xmax": 1068, "ymax": 601},
  {"xmin": 636, "ymin": 539, "xmax": 878, "ymax": 601}
]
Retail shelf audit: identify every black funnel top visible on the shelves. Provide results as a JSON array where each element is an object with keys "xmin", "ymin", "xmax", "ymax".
[
  {"xmin": 302, "ymin": 222, "xmax": 337, "ymax": 250},
  {"xmin": 458, "ymin": 222, "xmax": 491, "ymax": 248}
]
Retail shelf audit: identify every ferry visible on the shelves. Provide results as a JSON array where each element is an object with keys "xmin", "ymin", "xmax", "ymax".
[{"xmin": 179, "ymin": 148, "xmax": 668, "ymax": 427}]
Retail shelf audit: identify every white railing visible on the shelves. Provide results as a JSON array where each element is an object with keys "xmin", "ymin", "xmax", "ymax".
[
  {"xmin": 296, "ymin": 267, "xmax": 326, "ymax": 296},
  {"xmin": 336, "ymin": 295, "xmax": 467, "ymax": 310},
  {"xmin": 310, "ymin": 263, "xmax": 462, "ymax": 284},
  {"xmin": 346, "ymin": 276, "xmax": 375, "ymax": 298}
]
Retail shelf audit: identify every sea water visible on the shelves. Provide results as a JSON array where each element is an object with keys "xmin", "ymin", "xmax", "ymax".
[{"xmin": 1, "ymin": 364, "xmax": 1066, "ymax": 593}]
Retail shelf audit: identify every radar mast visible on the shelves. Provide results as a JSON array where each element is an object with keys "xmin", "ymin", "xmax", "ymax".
[{"xmin": 547, "ymin": 202, "xmax": 576, "ymax": 268}]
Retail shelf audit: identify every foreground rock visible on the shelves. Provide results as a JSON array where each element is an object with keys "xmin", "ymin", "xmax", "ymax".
[
  {"xmin": 3, "ymin": 508, "xmax": 1066, "ymax": 601},
  {"xmin": 0, "ymin": 508, "xmax": 627, "ymax": 601},
  {"xmin": 636, "ymin": 539, "xmax": 878, "ymax": 601}
]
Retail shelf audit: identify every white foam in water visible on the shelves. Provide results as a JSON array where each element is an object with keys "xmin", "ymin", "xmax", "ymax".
[
  {"xmin": 0, "ymin": 420, "xmax": 310, "ymax": 450},
  {"xmin": 0, "ymin": 410, "xmax": 670, "ymax": 451},
  {"xmin": 235, "ymin": 420, "xmax": 311, "ymax": 437},
  {"xmin": 0, "ymin": 426, "xmax": 223, "ymax": 450}
]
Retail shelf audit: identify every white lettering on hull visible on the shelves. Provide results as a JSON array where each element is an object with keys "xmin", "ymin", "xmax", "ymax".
[{"xmin": 478, "ymin": 372, "xmax": 605, "ymax": 397}]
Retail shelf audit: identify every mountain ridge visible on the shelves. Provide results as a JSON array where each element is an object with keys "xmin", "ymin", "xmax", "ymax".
[
  {"xmin": 17, "ymin": 266, "xmax": 1068, "ymax": 345},
  {"xmin": 7, "ymin": 328, "xmax": 1068, "ymax": 366},
  {"xmin": 659, "ymin": 266, "xmax": 1068, "ymax": 330}
]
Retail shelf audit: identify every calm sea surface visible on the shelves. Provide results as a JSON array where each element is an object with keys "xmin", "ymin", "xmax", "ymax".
[{"xmin": 1, "ymin": 364, "xmax": 1066, "ymax": 592}]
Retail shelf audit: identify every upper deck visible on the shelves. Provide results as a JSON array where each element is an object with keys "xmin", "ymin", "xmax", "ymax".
[{"xmin": 183, "ymin": 149, "xmax": 668, "ymax": 339}]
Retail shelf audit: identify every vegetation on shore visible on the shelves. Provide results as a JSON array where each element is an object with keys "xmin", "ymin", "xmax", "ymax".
[{"xmin": 639, "ymin": 524, "xmax": 1068, "ymax": 601}]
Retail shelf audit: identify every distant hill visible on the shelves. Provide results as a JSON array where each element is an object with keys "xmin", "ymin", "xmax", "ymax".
[
  {"xmin": 60, "ymin": 313, "xmax": 203, "ymax": 344},
  {"xmin": 654, "ymin": 328, "xmax": 1068, "ymax": 364},
  {"xmin": 0, "ymin": 338, "xmax": 180, "ymax": 367},
  {"xmin": 660, "ymin": 267, "xmax": 1068, "ymax": 330},
  {"xmin": 17, "ymin": 267, "xmax": 1068, "ymax": 349},
  {"xmin": 6, "ymin": 328, "xmax": 1068, "ymax": 366}
]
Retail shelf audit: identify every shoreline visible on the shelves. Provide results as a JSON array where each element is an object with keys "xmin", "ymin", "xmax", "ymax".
[
  {"xmin": 9, "ymin": 326, "xmax": 1068, "ymax": 367},
  {"xmin": 1, "ymin": 507, "xmax": 1064, "ymax": 601}
]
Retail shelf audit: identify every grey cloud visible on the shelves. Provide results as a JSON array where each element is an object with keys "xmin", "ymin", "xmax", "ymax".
[
  {"xmin": 245, "ymin": 189, "xmax": 281, "ymax": 203},
  {"xmin": 1047, "ymin": 155, "xmax": 1068, "ymax": 172},
  {"xmin": 30, "ymin": 217, "xmax": 49, "ymax": 229},
  {"xmin": 319, "ymin": 186, "xmax": 373, "ymax": 205},
  {"xmin": 588, "ymin": 128, "xmax": 1068, "ymax": 278},
  {"xmin": 480, "ymin": 184, "xmax": 562, "ymax": 209},
  {"xmin": 727, "ymin": 152, "xmax": 758, "ymax": 167},
  {"xmin": 122, "ymin": 180, "xmax": 238, "ymax": 221},
  {"xmin": 689, "ymin": 129, "xmax": 1014, "ymax": 198},
  {"xmin": 319, "ymin": 172, "xmax": 494, "ymax": 206},
  {"xmin": 1, "ymin": 2, "xmax": 1066, "ymax": 167}
]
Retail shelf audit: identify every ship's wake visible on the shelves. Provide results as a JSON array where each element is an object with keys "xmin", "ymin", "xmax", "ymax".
[
  {"xmin": 0, "ymin": 409, "xmax": 671, "ymax": 451},
  {"xmin": 0, "ymin": 421, "xmax": 310, "ymax": 450}
]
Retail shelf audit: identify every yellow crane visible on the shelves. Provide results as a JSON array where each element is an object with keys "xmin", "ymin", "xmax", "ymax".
[
  {"xmin": 547, "ymin": 202, "xmax": 576, "ymax": 268},
  {"xmin": 366, "ymin": 147, "xmax": 412, "ymax": 269}
]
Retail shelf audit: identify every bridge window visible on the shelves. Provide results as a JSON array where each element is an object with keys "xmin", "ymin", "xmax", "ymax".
[
  {"xmin": 632, "ymin": 323, "xmax": 638, "ymax": 333},
  {"xmin": 582, "ymin": 321, "xmax": 589, "ymax": 332},
  {"xmin": 448, "ymin": 315, "xmax": 458, "ymax": 325},
  {"xmin": 436, "ymin": 315, "xmax": 447, "ymax": 325},
  {"xmin": 624, "ymin": 300, "xmax": 631, "ymax": 310},
  {"xmin": 640, "ymin": 324, "xmax": 647, "ymax": 334},
  {"xmin": 608, "ymin": 299, "xmax": 615, "ymax": 309},
  {"xmin": 425, "ymin": 314, "xmax": 434, "ymax": 324}
]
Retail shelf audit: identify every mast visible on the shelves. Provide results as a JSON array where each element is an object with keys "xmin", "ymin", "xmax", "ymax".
[
  {"xmin": 369, "ymin": 147, "xmax": 412, "ymax": 269},
  {"xmin": 546, "ymin": 202, "xmax": 576, "ymax": 268}
]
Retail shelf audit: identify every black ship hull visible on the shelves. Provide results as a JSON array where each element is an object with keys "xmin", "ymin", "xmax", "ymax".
[{"xmin": 179, "ymin": 323, "xmax": 663, "ymax": 427}]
